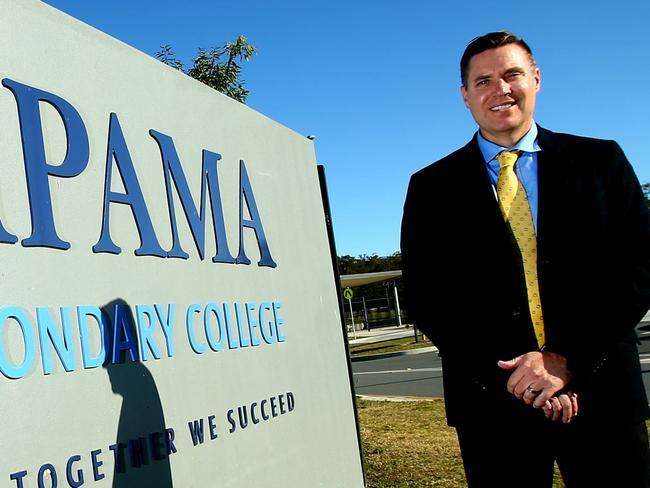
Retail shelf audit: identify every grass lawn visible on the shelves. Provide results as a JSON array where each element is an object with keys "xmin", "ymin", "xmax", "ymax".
[
  {"xmin": 354, "ymin": 334, "xmax": 650, "ymax": 487},
  {"xmin": 357, "ymin": 398, "xmax": 573, "ymax": 488},
  {"xmin": 358, "ymin": 398, "xmax": 466, "ymax": 487},
  {"xmin": 350, "ymin": 336, "xmax": 433, "ymax": 357}
]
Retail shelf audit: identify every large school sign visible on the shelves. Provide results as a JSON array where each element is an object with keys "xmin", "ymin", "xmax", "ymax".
[{"xmin": 0, "ymin": 1, "xmax": 364, "ymax": 487}]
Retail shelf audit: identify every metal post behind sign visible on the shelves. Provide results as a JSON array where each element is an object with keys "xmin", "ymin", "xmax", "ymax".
[
  {"xmin": 393, "ymin": 280, "xmax": 402, "ymax": 327},
  {"xmin": 362, "ymin": 296, "xmax": 369, "ymax": 331},
  {"xmin": 342, "ymin": 287, "xmax": 355, "ymax": 338},
  {"xmin": 348, "ymin": 298, "xmax": 356, "ymax": 339},
  {"xmin": 317, "ymin": 165, "xmax": 367, "ymax": 485}
]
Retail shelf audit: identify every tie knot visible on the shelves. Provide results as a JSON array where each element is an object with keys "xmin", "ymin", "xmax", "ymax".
[{"xmin": 496, "ymin": 150, "xmax": 522, "ymax": 169}]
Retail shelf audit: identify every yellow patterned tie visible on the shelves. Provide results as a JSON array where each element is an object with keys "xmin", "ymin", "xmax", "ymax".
[{"xmin": 495, "ymin": 151, "xmax": 545, "ymax": 349}]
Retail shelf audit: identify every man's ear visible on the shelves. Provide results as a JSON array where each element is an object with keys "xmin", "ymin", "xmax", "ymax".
[{"xmin": 461, "ymin": 85, "xmax": 470, "ymax": 108}]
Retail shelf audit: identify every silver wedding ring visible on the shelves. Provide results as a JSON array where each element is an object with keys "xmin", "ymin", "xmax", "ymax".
[{"xmin": 526, "ymin": 386, "xmax": 540, "ymax": 394}]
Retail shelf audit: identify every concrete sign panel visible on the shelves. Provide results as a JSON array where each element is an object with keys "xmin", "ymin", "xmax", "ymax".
[{"xmin": 0, "ymin": 1, "xmax": 364, "ymax": 487}]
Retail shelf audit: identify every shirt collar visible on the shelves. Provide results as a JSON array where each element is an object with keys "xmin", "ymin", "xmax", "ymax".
[{"xmin": 477, "ymin": 122, "xmax": 540, "ymax": 163}]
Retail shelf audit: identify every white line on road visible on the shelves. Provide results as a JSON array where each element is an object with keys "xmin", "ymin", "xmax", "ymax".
[
  {"xmin": 355, "ymin": 358, "xmax": 650, "ymax": 373},
  {"xmin": 353, "ymin": 368, "xmax": 442, "ymax": 375}
]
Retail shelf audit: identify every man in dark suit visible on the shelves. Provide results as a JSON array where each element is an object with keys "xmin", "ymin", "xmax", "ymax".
[{"xmin": 401, "ymin": 31, "xmax": 650, "ymax": 487}]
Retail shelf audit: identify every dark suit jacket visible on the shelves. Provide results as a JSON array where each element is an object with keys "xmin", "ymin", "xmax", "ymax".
[{"xmin": 401, "ymin": 126, "xmax": 650, "ymax": 427}]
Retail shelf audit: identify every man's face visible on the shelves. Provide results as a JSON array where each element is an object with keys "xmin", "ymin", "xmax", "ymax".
[{"xmin": 461, "ymin": 44, "xmax": 540, "ymax": 147}]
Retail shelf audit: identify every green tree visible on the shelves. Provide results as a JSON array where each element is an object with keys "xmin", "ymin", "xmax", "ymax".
[
  {"xmin": 337, "ymin": 252, "xmax": 403, "ymax": 301},
  {"xmin": 337, "ymin": 252, "xmax": 407, "ymax": 325},
  {"xmin": 337, "ymin": 251, "xmax": 402, "ymax": 274},
  {"xmin": 337, "ymin": 252, "xmax": 401, "ymax": 275},
  {"xmin": 156, "ymin": 35, "xmax": 256, "ymax": 103}
]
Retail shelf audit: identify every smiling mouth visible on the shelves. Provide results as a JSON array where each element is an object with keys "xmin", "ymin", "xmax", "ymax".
[{"xmin": 490, "ymin": 102, "xmax": 516, "ymax": 112}]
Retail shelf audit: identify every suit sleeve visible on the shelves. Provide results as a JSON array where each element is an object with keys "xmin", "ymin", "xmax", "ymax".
[
  {"xmin": 400, "ymin": 173, "xmax": 450, "ymax": 353},
  {"xmin": 610, "ymin": 142, "xmax": 650, "ymax": 323},
  {"xmin": 560, "ymin": 141, "xmax": 650, "ymax": 389}
]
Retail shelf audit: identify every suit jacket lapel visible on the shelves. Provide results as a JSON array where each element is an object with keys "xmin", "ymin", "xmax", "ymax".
[
  {"xmin": 535, "ymin": 126, "xmax": 570, "ymax": 271},
  {"xmin": 460, "ymin": 135, "xmax": 516, "ymax": 247},
  {"xmin": 536, "ymin": 126, "xmax": 564, "ymax": 244},
  {"xmin": 462, "ymin": 135, "xmax": 502, "ymax": 216}
]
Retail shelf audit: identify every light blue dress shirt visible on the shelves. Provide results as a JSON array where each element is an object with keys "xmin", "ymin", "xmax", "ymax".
[{"xmin": 477, "ymin": 124, "xmax": 540, "ymax": 232}]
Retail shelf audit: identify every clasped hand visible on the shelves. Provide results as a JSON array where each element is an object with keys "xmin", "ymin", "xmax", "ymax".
[{"xmin": 498, "ymin": 351, "xmax": 578, "ymax": 423}]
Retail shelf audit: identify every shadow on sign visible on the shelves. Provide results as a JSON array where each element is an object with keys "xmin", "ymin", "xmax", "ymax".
[{"xmin": 102, "ymin": 299, "xmax": 174, "ymax": 488}]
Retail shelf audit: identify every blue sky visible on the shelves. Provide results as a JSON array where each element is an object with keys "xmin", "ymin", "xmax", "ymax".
[{"xmin": 42, "ymin": 0, "xmax": 650, "ymax": 257}]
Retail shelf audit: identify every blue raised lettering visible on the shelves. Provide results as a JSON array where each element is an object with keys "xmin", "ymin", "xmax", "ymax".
[
  {"xmin": 2, "ymin": 78, "xmax": 89, "ymax": 250},
  {"xmin": 37, "ymin": 464, "xmax": 57, "ymax": 488},
  {"xmin": 204, "ymin": 303, "xmax": 225, "ymax": 352},
  {"xmin": 93, "ymin": 113, "xmax": 165, "ymax": 257},
  {"xmin": 227, "ymin": 409, "xmax": 236, "ymax": 433},
  {"xmin": 186, "ymin": 304, "xmax": 206, "ymax": 354},
  {"xmin": 234, "ymin": 303, "xmax": 250, "ymax": 347},
  {"xmin": 222, "ymin": 303, "xmax": 239, "ymax": 349},
  {"xmin": 155, "ymin": 303, "xmax": 175, "ymax": 357},
  {"xmin": 37, "ymin": 307, "xmax": 76, "ymax": 374},
  {"xmin": 111, "ymin": 304, "xmax": 139, "ymax": 363},
  {"xmin": 149, "ymin": 432, "xmax": 164, "ymax": 461},
  {"xmin": 150, "ymin": 130, "xmax": 236, "ymax": 263},
  {"xmin": 9, "ymin": 470, "xmax": 27, "ymax": 488},
  {"xmin": 237, "ymin": 406, "xmax": 248, "ymax": 428},
  {"xmin": 66, "ymin": 455, "xmax": 84, "ymax": 488},
  {"xmin": 258, "ymin": 302, "xmax": 276, "ymax": 344},
  {"xmin": 135, "ymin": 304, "xmax": 161, "ymax": 361},
  {"xmin": 77, "ymin": 306, "xmax": 110, "ymax": 369},
  {"xmin": 245, "ymin": 303, "xmax": 261, "ymax": 346},
  {"xmin": 273, "ymin": 302, "xmax": 286, "ymax": 342},
  {"xmin": 251, "ymin": 403, "xmax": 260, "ymax": 424},
  {"xmin": 108, "ymin": 444, "xmax": 124, "ymax": 473},
  {"xmin": 165, "ymin": 428, "xmax": 177, "ymax": 454},
  {"xmin": 208, "ymin": 415, "xmax": 218, "ymax": 440},
  {"xmin": 188, "ymin": 419, "xmax": 205, "ymax": 446},
  {"xmin": 237, "ymin": 160, "xmax": 277, "ymax": 267},
  {"xmin": 128, "ymin": 438, "xmax": 146, "ymax": 468},
  {"xmin": 260, "ymin": 399, "xmax": 269, "ymax": 420},
  {"xmin": 270, "ymin": 396, "xmax": 278, "ymax": 417},
  {"xmin": 0, "ymin": 307, "xmax": 36, "ymax": 379}
]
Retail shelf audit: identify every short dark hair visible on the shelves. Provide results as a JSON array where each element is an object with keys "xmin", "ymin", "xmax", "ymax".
[{"xmin": 460, "ymin": 31, "xmax": 536, "ymax": 87}]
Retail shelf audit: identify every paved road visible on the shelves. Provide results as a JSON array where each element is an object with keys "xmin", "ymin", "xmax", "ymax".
[
  {"xmin": 352, "ymin": 324, "xmax": 650, "ymax": 400},
  {"xmin": 348, "ymin": 325, "xmax": 419, "ymax": 346},
  {"xmin": 353, "ymin": 350, "xmax": 444, "ymax": 398}
]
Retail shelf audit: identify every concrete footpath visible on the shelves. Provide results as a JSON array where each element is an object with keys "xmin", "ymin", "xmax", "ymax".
[
  {"xmin": 347, "ymin": 324, "xmax": 417, "ymax": 346},
  {"xmin": 347, "ymin": 323, "xmax": 438, "ymax": 363},
  {"xmin": 348, "ymin": 309, "xmax": 650, "ymax": 356},
  {"xmin": 348, "ymin": 313, "xmax": 650, "ymax": 402},
  {"xmin": 347, "ymin": 324, "xmax": 440, "ymax": 401}
]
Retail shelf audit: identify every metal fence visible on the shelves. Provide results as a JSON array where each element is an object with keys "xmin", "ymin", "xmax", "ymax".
[{"xmin": 342, "ymin": 295, "xmax": 407, "ymax": 331}]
